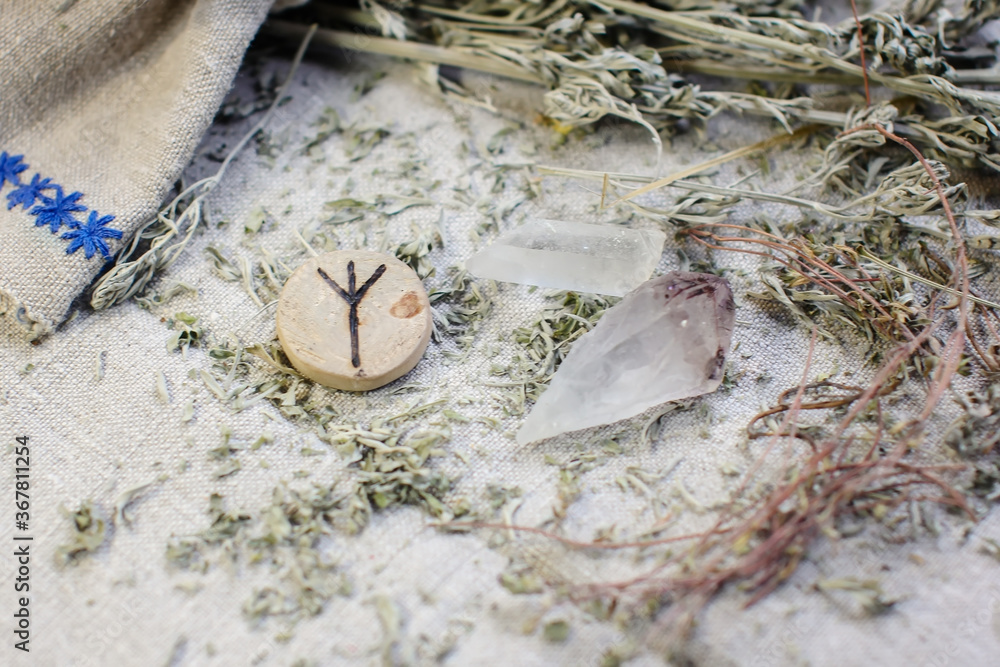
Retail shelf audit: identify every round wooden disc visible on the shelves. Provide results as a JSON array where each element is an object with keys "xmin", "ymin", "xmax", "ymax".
[{"xmin": 276, "ymin": 250, "xmax": 432, "ymax": 391}]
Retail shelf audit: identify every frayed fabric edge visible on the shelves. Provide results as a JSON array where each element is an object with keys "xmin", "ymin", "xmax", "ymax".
[{"xmin": 0, "ymin": 287, "xmax": 56, "ymax": 340}]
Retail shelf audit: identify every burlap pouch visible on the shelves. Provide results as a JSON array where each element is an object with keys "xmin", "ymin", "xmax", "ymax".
[{"xmin": 0, "ymin": 0, "xmax": 273, "ymax": 337}]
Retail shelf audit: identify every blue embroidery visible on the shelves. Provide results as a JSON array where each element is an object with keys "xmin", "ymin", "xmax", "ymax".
[
  {"xmin": 62, "ymin": 210, "xmax": 122, "ymax": 260},
  {"xmin": 0, "ymin": 152, "xmax": 27, "ymax": 190},
  {"xmin": 30, "ymin": 186, "xmax": 86, "ymax": 233},
  {"xmin": 0, "ymin": 150, "xmax": 123, "ymax": 260},
  {"xmin": 7, "ymin": 174, "xmax": 55, "ymax": 210}
]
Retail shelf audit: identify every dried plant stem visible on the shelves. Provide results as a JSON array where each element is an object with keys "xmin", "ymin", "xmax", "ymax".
[
  {"xmin": 747, "ymin": 382, "xmax": 868, "ymax": 440},
  {"xmin": 667, "ymin": 56, "xmax": 1000, "ymax": 87},
  {"xmin": 265, "ymin": 20, "xmax": 544, "ymax": 83},
  {"xmin": 858, "ymin": 250, "xmax": 1000, "ymax": 310},
  {"xmin": 849, "ymin": 0, "xmax": 872, "ymax": 106},
  {"xmin": 91, "ymin": 25, "xmax": 319, "ymax": 309},
  {"xmin": 611, "ymin": 125, "xmax": 821, "ymax": 205},
  {"xmin": 685, "ymin": 224, "xmax": 919, "ymax": 342},
  {"xmin": 539, "ymin": 164, "xmax": 958, "ymax": 226},
  {"xmin": 865, "ymin": 124, "xmax": 971, "ymax": 420},
  {"xmin": 414, "ymin": 0, "xmax": 572, "ymax": 26},
  {"xmin": 611, "ymin": 0, "xmax": 998, "ymax": 109},
  {"xmin": 663, "ymin": 57, "xmax": 860, "ymax": 85}
]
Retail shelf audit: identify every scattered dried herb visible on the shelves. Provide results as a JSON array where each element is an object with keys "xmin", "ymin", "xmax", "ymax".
[
  {"xmin": 542, "ymin": 619, "xmax": 570, "ymax": 642},
  {"xmin": 490, "ymin": 290, "xmax": 616, "ymax": 414},
  {"xmin": 166, "ymin": 312, "xmax": 204, "ymax": 354},
  {"xmin": 166, "ymin": 486, "xmax": 356, "ymax": 624},
  {"xmin": 56, "ymin": 501, "xmax": 108, "ymax": 565},
  {"xmin": 945, "ymin": 382, "xmax": 1000, "ymax": 456}
]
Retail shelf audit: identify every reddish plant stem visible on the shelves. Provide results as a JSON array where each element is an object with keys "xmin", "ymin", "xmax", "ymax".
[
  {"xmin": 849, "ymin": 0, "xmax": 872, "ymax": 106},
  {"xmin": 688, "ymin": 226, "xmax": 920, "ymax": 342}
]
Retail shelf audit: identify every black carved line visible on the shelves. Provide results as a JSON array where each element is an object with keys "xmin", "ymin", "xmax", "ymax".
[
  {"xmin": 318, "ymin": 262, "xmax": 387, "ymax": 368},
  {"xmin": 319, "ymin": 267, "xmax": 350, "ymax": 301}
]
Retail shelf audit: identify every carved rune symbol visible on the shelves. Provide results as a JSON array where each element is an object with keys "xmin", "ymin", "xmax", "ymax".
[{"xmin": 318, "ymin": 261, "xmax": 387, "ymax": 368}]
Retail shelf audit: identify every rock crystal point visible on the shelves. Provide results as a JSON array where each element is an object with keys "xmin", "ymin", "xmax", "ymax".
[
  {"xmin": 467, "ymin": 219, "xmax": 665, "ymax": 297},
  {"xmin": 516, "ymin": 272, "xmax": 736, "ymax": 445}
]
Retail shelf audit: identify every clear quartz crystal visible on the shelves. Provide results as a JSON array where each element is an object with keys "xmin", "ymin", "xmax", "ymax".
[
  {"xmin": 467, "ymin": 219, "xmax": 665, "ymax": 297},
  {"xmin": 516, "ymin": 272, "xmax": 736, "ymax": 445}
]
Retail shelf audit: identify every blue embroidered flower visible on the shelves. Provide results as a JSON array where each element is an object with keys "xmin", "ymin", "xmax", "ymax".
[
  {"xmin": 30, "ymin": 185, "xmax": 86, "ymax": 233},
  {"xmin": 0, "ymin": 152, "xmax": 27, "ymax": 190},
  {"xmin": 7, "ymin": 174, "xmax": 55, "ymax": 210},
  {"xmin": 62, "ymin": 210, "xmax": 122, "ymax": 259},
  {"xmin": 3, "ymin": 148, "xmax": 123, "ymax": 261}
]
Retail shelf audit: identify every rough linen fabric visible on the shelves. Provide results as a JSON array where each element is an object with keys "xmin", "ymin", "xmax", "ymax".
[
  {"xmin": 1, "ymin": 50, "xmax": 998, "ymax": 666},
  {"xmin": 0, "ymin": 0, "xmax": 272, "ymax": 336}
]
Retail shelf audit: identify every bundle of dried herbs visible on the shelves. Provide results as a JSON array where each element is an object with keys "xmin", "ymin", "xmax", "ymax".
[{"xmin": 268, "ymin": 1, "xmax": 1000, "ymax": 169}]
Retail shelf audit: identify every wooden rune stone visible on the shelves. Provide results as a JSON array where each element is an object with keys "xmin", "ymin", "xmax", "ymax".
[{"xmin": 276, "ymin": 250, "xmax": 432, "ymax": 392}]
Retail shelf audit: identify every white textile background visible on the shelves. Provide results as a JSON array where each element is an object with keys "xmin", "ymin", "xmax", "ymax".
[{"xmin": 1, "ymin": 44, "xmax": 999, "ymax": 667}]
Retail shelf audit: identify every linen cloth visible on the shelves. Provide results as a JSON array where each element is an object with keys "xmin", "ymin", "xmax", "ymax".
[
  {"xmin": 0, "ymin": 0, "xmax": 272, "ymax": 335},
  {"xmin": 1, "ymin": 19, "xmax": 999, "ymax": 667}
]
